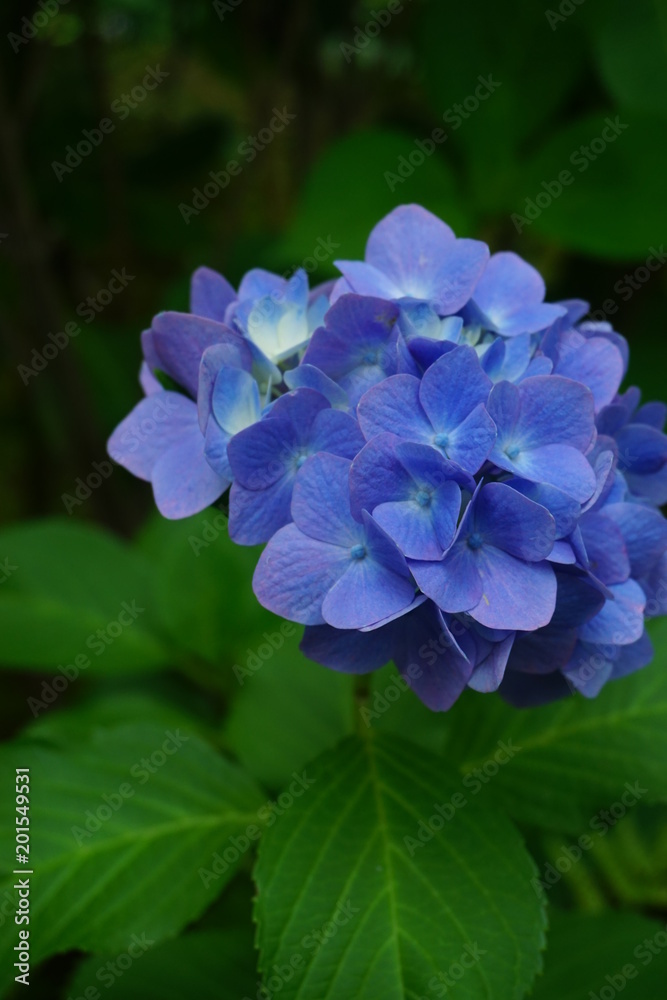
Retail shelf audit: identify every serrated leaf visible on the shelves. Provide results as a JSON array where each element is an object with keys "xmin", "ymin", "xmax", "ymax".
[
  {"xmin": 225, "ymin": 639, "xmax": 354, "ymax": 788},
  {"xmin": 531, "ymin": 908, "xmax": 667, "ymax": 999},
  {"xmin": 0, "ymin": 520, "xmax": 169, "ymax": 672},
  {"xmin": 0, "ymin": 725, "xmax": 265, "ymax": 993},
  {"xmin": 444, "ymin": 656, "xmax": 667, "ymax": 834},
  {"xmin": 254, "ymin": 734, "xmax": 546, "ymax": 1000}
]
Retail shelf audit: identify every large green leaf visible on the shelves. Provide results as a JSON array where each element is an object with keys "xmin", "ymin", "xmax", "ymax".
[
  {"xmin": 510, "ymin": 114, "xmax": 667, "ymax": 258},
  {"xmin": 531, "ymin": 908, "xmax": 667, "ymax": 999},
  {"xmin": 225, "ymin": 638, "xmax": 354, "ymax": 788},
  {"xmin": 66, "ymin": 927, "xmax": 257, "ymax": 1000},
  {"xmin": 365, "ymin": 663, "xmax": 450, "ymax": 754},
  {"xmin": 0, "ymin": 725, "xmax": 265, "ymax": 993},
  {"xmin": 443, "ymin": 654, "xmax": 667, "ymax": 834},
  {"xmin": 417, "ymin": 0, "xmax": 586, "ymax": 209},
  {"xmin": 24, "ymin": 690, "xmax": 211, "ymax": 746},
  {"xmin": 254, "ymin": 734, "xmax": 546, "ymax": 1000},
  {"xmin": 139, "ymin": 510, "xmax": 282, "ymax": 666},
  {"xmin": 592, "ymin": 0, "xmax": 667, "ymax": 117},
  {"xmin": 0, "ymin": 520, "xmax": 169, "ymax": 672},
  {"xmin": 270, "ymin": 129, "xmax": 470, "ymax": 267}
]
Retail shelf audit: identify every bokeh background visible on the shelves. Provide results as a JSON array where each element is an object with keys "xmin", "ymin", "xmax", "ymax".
[{"xmin": 1, "ymin": 0, "xmax": 667, "ymax": 997}]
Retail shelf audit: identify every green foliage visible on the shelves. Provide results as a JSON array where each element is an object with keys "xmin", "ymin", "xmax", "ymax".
[
  {"xmin": 530, "ymin": 909, "xmax": 667, "ymax": 999},
  {"xmin": 224, "ymin": 639, "xmax": 355, "ymax": 788},
  {"xmin": 0, "ymin": 521, "xmax": 169, "ymax": 673},
  {"xmin": 66, "ymin": 927, "xmax": 257, "ymax": 1000},
  {"xmin": 271, "ymin": 130, "xmax": 470, "ymax": 267},
  {"xmin": 2, "ymin": 1, "xmax": 667, "ymax": 996},
  {"xmin": 0, "ymin": 725, "xmax": 264, "ymax": 994},
  {"xmin": 138, "ymin": 510, "xmax": 282, "ymax": 666},
  {"xmin": 442, "ymin": 660, "xmax": 667, "ymax": 834},
  {"xmin": 254, "ymin": 735, "xmax": 546, "ymax": 1000}
]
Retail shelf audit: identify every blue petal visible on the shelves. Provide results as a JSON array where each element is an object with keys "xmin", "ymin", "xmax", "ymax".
[
  {"xmin": 291, "ymin": 453, "xmax": 362, "ymax": 547},
  {"xmin": 190, "ymin": 266, "xmax": 236, "ymax": 321},
  {"xmin": 253, "ymin": 523, "xmax": 351, "ymax": 625},
  {"xmin": 471, "ymin": 549, "xmax": 557, "ymax": 631},
  {"xmin": 229, "ymin": 474, "xmax": 296, "ymax": 545},
  {"xmin": 419, "ymin": 346, "xmax": 493, "ymax": 432},
  {"xmin": 473, "ymin": 482, "xmax": 556, "ymax": 561},
  {"xmin": 152, "ymin": 312, "xmax": 237, "ymax": 397},
  {"xmin": 357, "ymin": 374, "xmax": 432, "ymax": 443},
  {"xmin": 211, "ymin": 366, "xmax": 261, "ymax": 436}
]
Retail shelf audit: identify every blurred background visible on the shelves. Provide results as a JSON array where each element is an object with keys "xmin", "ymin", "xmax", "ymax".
[
  {"xmin": 2, "ymin": 0, "xmax": 667, "ymax": 530},
  {"xmin": 1, "ymin": 0, "xmax": 667, "ymax": 996}
]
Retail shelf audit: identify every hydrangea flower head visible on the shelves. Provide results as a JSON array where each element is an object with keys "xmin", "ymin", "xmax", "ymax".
[{"xmin": 109, "ymin": 204, "xmax": 667, "ymax": 711}]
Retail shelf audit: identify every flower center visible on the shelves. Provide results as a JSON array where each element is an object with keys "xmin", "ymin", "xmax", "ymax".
[
  {"xmin": 414, "ymin": 488, "xmax": 432, "ymax": 508},
  {"xmin": 505, "ymin": 444, "xmax": 521, "ymax": 460},
  {"xmin": 295, "ymin": 453, "xmax": 309, "ymax": 469},
  {"xmin": 467, "ymin": 532, "xmax": 484, "ymax": 550},
  {"xmin": 433, "ymin": 432, "xmax": 450, "ymax": 450},
  {"xmin": 350, "ymin": 544, "xmax": 367, "ymax": 561},
  {"xmin": 363, "ymin": 349, "xmax": 380, "ymax": 366}
]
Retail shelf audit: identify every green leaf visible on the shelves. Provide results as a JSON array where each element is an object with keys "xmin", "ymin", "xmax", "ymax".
[
  {"xmin": 511, "ymin": 113, "xmax": 667, "ymax": 258},
  {"xmin": 417, "ymin": 0, "xmax": 586, "ymax": 208},
  {"xmin": 66, "ymin": 927, "xmax": 257, "ymax": 1000},
  {"xmin": 443, "ymin": 657, "xmax": 667, "ymax": 834},
  {"xmin": 531, "ymin": 908, "xmax": 667, "ymax": 999},
  {"xmin": 0, "ymin": 520, "xmax": 169, "ymax": 672},
  {"xmin": 365, "ymin": 663, "xmax": 449, "ymax": 754},
  {"xmin": 592, "ymin": 0, "xmax": 667, "ymax": 118},
  {"xmin": 270, "ymin": 129, "xmax": 470, "ymax": 267},
  {"xmin": 0, "ymin": 725, "xmax": 265, "ymax": 993},
  {"xmin": 140, "ymin": 510, "xmax": 283, "ymax": 666},
  {"xmin": 24, "ymin": 690, "xmax": 210, "ymax": 746},
  {"xmin": 225, "ymin": 639, "xmax": 354, "ymax": 787},
  {"xmin": 254, "ymin": 734, "xmax": 546, "ymax": 1000}
]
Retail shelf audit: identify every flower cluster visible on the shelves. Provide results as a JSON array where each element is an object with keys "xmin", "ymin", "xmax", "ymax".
[{"xmin": 109, "ymin": 205, "xmax": 667, "ymax": 710}]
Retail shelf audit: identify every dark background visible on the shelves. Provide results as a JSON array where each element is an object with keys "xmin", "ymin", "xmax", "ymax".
[
  {"xmin": 2, "ymin": 0, "xmax": 666, "ymax": 532},
  {"xmin": 1, "ymin": 2, "xmax": 667, "ymax": 996}
]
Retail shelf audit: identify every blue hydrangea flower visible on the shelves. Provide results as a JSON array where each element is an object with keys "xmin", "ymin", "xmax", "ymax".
[
  {"xmin": 227, "ymin": 388, "xmax": 364, "ymax": 545},
  {"xmin": 109, "ymin": 203, "xmax": 667, "ymax": 712}
]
